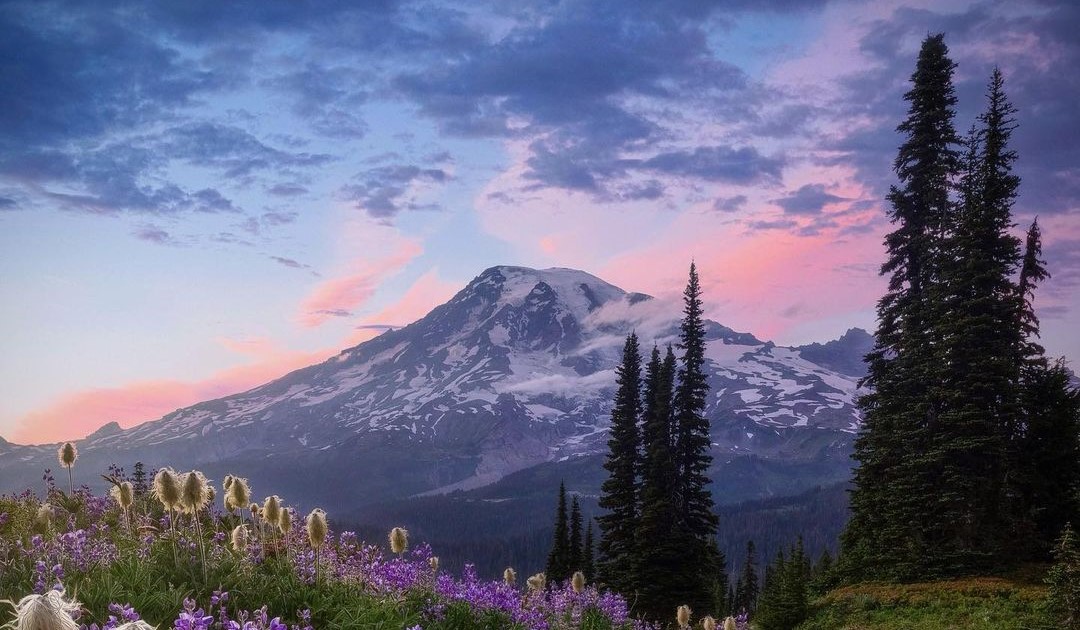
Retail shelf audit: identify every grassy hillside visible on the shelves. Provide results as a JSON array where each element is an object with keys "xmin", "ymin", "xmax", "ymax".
[{"xmin": 798, "ymin": 574, "xmax": 1055, "ymax": 629}]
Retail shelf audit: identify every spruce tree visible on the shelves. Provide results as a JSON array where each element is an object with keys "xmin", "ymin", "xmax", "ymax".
[
  {"xmin": 569, "ymin": 496, "xmax": 583, "ymax": 572},
  {"xmin": 844, "ymin": 33, "xmax": 962, "ymax": 580},
  {"xmin": 1017, "ymin": 219, "xmax": 1049, "ymax": 366},
  {"xmin": 672, "ymin": 262, "xmax": 721, "ymax": 613},
  {"xmin": 583, "ymin": 521, "xmax": 595, "ymax": 582},
  {"xmin": 634, "ymin": 345, "xmax": 682, "ymax": 620},
  {"xmin": 597, "ymin": 333, "xmax": 642, "ymax": 591},
  {"xmin": 132, "ymin": 461, "xmax": 148, "ymax": 497},
  {"xmin": 545, "ymin": 481, "xmax": 572, "ymax": 584},
  {"xmin": 734, "ymin": 540, "xmax": 759, "ymax": 614},
  {"xmin": 931, "ymin": 67, "xmax": 1023, "ymax": 572}
]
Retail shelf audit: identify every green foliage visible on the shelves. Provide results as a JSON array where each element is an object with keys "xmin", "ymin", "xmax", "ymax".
[
  {"xmin": 799, "ymin": 577, "xmax": 1054, "ymax": 630},
  {"xmin": 1046, "ymin": 523, "xmax": 1080, "ymax": 629},
  {"xmin": 843, "ymin": 32, "xmax": 1080, "ymax": 582},
  {"xmin": 596, "ymin": 333, "xmax": 642, "ymax": 592},
  {"xmin": 545, "ymin": 481, "xmax": 572, "ymax": 584}
]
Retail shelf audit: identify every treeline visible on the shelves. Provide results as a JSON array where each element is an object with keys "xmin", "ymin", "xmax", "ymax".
[
  {"xmin": 841, "ymin": 32, "xmax": 1080, "ymax": 580},
  {"xmin": 589, "ymin": 264, "xmax": 726, "ymax": 621}
]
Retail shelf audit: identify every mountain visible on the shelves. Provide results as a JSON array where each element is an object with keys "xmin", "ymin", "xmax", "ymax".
[{"xmin": 0, "ymin": 265, "xmax": 866, "ymax": 514}]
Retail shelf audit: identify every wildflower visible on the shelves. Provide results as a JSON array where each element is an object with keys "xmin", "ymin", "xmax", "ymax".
[
  {"xmin": 57, "ymin": 443, "xmax": 77, "ymax": 494},
  {"xmin": 278, "ymin": 509, "xmax": 292, "ymax": 535},
  {"xmin": 249, "ymin": 503, "xmax": 260, "ymax": 521},
  {"xmin": 261, "ymin": 495, "xmax": 279, "ymax": 521},
  {"xmin": 57, "ymin": 443, "xmax": 77, "ymax": 468},
  {"xmin": 571, "ymin": 571, "xmax": 585, "ymax": 593},
  {"xmin": 4, "ymin": 589, "xmax": 81, "ymax": 630},
  {"xmin": 429, "ymin": 557, "xmax": 439, "ymax": 573},
  {"xmin": 504, "ymin": 567, "xmax": 517, "ymax": 585},
  {"xmin": 34, "ymin": 503, "xmax": 54, "ymax": 531},
  {"xmin": 179, "ymin": 471, "xmax": 210, "ymax": 514},
  {"xmin": 526, "ymin": 573, "xmax": 545, "ymax": 592},
  {"xmin": 231, "ymin": 525, "xmax": 249, "ymax": 553},
  {"xmin": 223, "ymin": 475, "xmax": 234, "ymax": 490},
  {"xmin": 722, "ymin": 617, "xmax": 737, "ymax": 630},
  {"xmin": 225, "ymin": 478, "xmax": 250, "ymax": 514},
  {"xmin": 306, "ymin": 509, "xmax": 327, "ymax": 550},
  {"xmin": 389, "ymin": 527, "xmax": 408, "ymax": 555},
  {"xmin": 676, "ymin": 605, "xmax": 691, "ymax": 629},
  {"xmin": 701, "ymin": 616, "xmax": 716, "ymax": 630},
  {"xmin": 111, "ymin": 482, "xmax": 134, "ymax": 510},
  {"xmin": 152, "ymin": 468, "xmax": 181, "ymax": 511}
]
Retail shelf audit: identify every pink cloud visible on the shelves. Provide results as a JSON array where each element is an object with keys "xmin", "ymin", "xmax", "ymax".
[
  {"xmin": 359, "ymin": 268, "xmax": 460, "ymax": 327},
  {"xmin": 12, "ymin": 345, "xmax": 335, "ymax": 445},
  {"xmin": 296, "ymin": 239, "xmax": 422, "ymax": 327}
]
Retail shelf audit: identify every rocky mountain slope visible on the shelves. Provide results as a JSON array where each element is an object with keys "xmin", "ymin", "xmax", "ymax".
[{"xmin": 0, "ymin": 266, "xmax": 870, "ymax": 509}]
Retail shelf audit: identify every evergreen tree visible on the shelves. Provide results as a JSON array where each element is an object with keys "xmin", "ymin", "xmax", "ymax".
[
  {"xmin": 569, "ymin": 496, "xmax": 583, "ymax": 572},
  {"xmin": 672, "ymin": 262, "xmax": 721, "ymax": 614},
  {"xmin": 597, "ymin": 333, "xmax": 642, "ymax": 591},
  {"xmin": 1047, "ymin": 523, "xmax": 1080, "ymax": 629},
  {"xmin": 634, "ymin": 345, "xmax": 682, "ymax": 620},
  {"xmin": 583, "ymin": 521, "xmax": 595, "ymax": 582},
  {"xmin": 545, "ymin": 481, "xmax": 572, "ymax": 584},
  {"xmin": 1016, "ymin": 219, "xmax": 1049, "ymax": 366},
  {"xmin": 755, "ymin": 540, "xmax": 811, "ymax": 630},
  {"xmin": 930, "ymin": 67, "xmax": 1023, "ymax": 572},
  {"xmin": 843, "ymin": 32, "xmax": 962, "ymax": 580},
  {"xmin": 1017, "ymin": 362, "xmax": 1080, "ymax": 551},
  {"xmin": 734, "ymin": 540, "xmax": 759, "ymax": 614},
  {"xmin": 131, "ymin": 461, "xmax": 148, "ymax": 497}
]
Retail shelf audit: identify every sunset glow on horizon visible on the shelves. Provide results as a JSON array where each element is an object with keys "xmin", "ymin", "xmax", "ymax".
[{"xmin": 2, "ymin": 0, "xmax": 1078, "ymax": 444}]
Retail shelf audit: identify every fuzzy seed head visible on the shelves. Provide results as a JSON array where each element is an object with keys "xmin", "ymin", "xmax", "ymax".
[
  {"xmin": 7, "ymin": 590, "xmax": 81, "ymax": 630},
  {"xmin": 35, "ymin": 503, "xmax": 54, "ymax": 529},
  {"xmin": 429, "ymin": 556, "xmax": 439, "ymax": 573},
  {"xmin": 676, "ymin": 605, "xmax": 691, "ymax": 628},
  {"xmin": 152, "ymin": 468, "xmax": 181, "ymax": 511},
  {"xmin": 110, "ymin": 482, "xmax": 134, "ymax": 510},
  {"xmin": 306, "ymin": 508, "xmax": 327, "ymax": 549},
  {"xmin": 249, "ymin": 503, "xmax": 260, "ymax": 520},
  {"xmin": 701, "ymin": 616, "xmax": 716, "ymax": 630},
  {"xmin": 231, "ymin": 525, "xmax": 249, "ymax": 553},
  {"xmin": 262, "ymin": 495, "xmax": 282, "ymax": 524},
  {"xmin": 227, "ymin": 478, "xmax": 251, "ymax": 512},
  {"xmin": 112, "ymin": 622, "xmax": 157, "ymax": 630},
  {"xmin": 722, "ymin": 617, "xmax": 736, "ymax": 630},
  {"xmin": 571, "ymin": 571, "xmax": 585, "ymax": 593},
  {"xmin": 526, "ymin": 572, "xmax": 545, "ymax": 592},
  {"xmin": 389, "ymin": 527, "xmax": 408, "ymax": 554},
  {"xmin": 223, "ymin": 475, "xmax": 234, "ymax": 490},
  {"xmin": 278, "ymin": 508, "xmax": 293, "ymax": 535},
  {"xmin": 57, "ymin": 442, "xmax": 78, "ymax": 468},
  {"xmin": 504, "ymin": 567, "xmax": 517, "ymax": 585},
  {"xmin": 179, "ymin": 471, "xmax": 210, "ymax": 513}
]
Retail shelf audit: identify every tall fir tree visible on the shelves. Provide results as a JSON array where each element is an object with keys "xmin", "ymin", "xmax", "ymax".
[
  {"xmin": 734, "ymin": 540, "xmax": 759, "ymax": 614},
  {"xmin": 931, "ymin": 67, "xmax": 1023, "ymax": 572},
  {"xmin": 583, "ymin": 521, "xmax": 595, "ymax": 582},
  {"xmin": 1013, "ymin": 220, "xmax": 1080, "ymax": 552},
  {"xmin": 597, "ymin": 333, "xmax": 642, "ymax": 591},
  {"xmin": 569, "ymin": 496, "xmax": 583, "ymax": 572},
  {"xmin": 634, "ymin": 345, "xmax": 682, "ymax": 620},
  {"xmin": 843, "ymin": 33, "xmax": 962, "ymax": 580},
  {"xmin": 1016, "ymin": 219, "xmax": 1049, "ymax": 366},
  {"xmin": 672, "ymin": 262, "xmax": 721, "ymax": 613},
  {"xmin": 545, "ymin": 481, "xmax": 572, "ymax": 584}
]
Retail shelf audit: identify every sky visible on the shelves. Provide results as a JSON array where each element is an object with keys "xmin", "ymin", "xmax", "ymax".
[{"xmin": 1, "ymin": 0, "xmax": 1078, "ymax": 445}]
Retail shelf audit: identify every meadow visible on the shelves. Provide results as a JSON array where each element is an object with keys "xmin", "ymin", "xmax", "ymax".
[{"xmin": 0, "ymin": 461, "xmax": 652, "ymax": 630}]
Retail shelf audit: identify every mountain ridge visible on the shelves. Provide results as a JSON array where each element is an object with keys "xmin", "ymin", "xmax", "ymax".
[{"xmin": 0, "ymin": 264, "xmax": 866, "ymax": 511}]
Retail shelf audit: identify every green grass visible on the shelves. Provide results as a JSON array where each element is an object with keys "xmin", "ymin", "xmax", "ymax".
[{"xmin": 797, "ymin": 574, "xmax": 1056, "ymax": 629}]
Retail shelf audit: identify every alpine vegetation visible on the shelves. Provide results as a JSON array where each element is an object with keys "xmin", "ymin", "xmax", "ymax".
[
  {"xmin": 0, "ymin": 465, "xmax": 649, "ymax": 630},
  {"xmin": 56, "ymin": 443, "xmax": 77, "ymax": 495}
]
